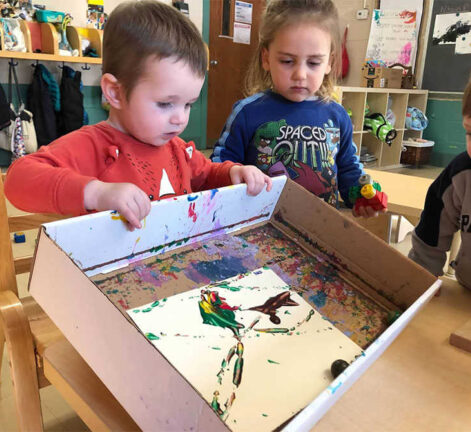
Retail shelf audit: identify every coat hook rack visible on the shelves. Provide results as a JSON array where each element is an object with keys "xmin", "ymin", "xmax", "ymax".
[
  {"xmin": 58, "ymin": 62, "xmax": 65, "ymax": 69},
  {"xmin": 81, "ymin": 63, "xmax": 91, "ymax": 71},
  {"xmin": 31, "ymin": 60, "xmax": 39, "ymax": 67},
  {"xmin": 8, "ymin": 59, "xmax": 19, "ymax": 67}
]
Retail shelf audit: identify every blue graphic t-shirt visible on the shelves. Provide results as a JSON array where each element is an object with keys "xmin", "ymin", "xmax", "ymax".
[{"xmin": 211, "ymin": 90, "xmax": 363, "ymax": 207}]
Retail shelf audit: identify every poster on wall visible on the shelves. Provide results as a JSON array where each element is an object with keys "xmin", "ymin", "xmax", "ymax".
[
  {"xmin": 432, "ymin": 12, "xmax": 471, "ymax": 54},
  {"xmin": 87, "ymin": 0, "xmax": 107, "ymax": 30},
  {"xmin": 456, "ymin": 32, "xmax": 471, "ymax": 54},
  {"xmin": 365, "ymin": 9, "xmax": 419, "ymax": 70},
  {"xmin": 233, "ymin": 22, "xmax": 251, "ymax": 44},
  {"xmin": 381, "ymin": 0, "xmax": 423, "ymax": 31},
  {"xmin": 235, "ymin": 1, "xmax": 253, "ymax": 24}
]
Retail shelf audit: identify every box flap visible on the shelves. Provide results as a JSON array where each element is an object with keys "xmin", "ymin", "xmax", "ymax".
[{"xmin": 42, "ymin": 178, "xmax": 286, "ymax": 276}]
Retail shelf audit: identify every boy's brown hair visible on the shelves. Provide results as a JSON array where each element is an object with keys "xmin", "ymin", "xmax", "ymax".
[
  {"xmin": 244, "ymin": 0, "xmax": 341, "ymax": 101},
  {"xmin": 103, "ymin": 1, "xmax": 207, "ymax": 99},
  {"xmin": 463, "ymin": 75, "xmax": 471, "ymax": 117}
]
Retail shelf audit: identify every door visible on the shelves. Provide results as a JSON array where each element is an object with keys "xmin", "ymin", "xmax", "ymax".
[{"xmin": 207, "ymin": 0, "xmax": 265, "ymax": 146}]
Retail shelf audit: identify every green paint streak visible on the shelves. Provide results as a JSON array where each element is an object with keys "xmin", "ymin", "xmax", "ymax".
[
  {"xmin": 132, "ymin": 309, "xmax": 140, "ymax": 313},
  {"xmin": 142, "ymin": 307, "xmax": 152, "ymax": 313},
  {"xmin": 145, "ymin": 332, "xmax": 160, "ymax": 340},
  {"xmin": 169, "ymin": 266, "xmax": 182, "ymax": 273},
  {"xmin": 151, "ymin": 301, "xmax": 160, "ymax": 308},
  {"xmin": 284, "ymin": 310, "xmax": 291, "ymax": 315},
  {"xmin": 262, "ymin": 413, "xmax": 268, "ymax": 417},
  {"xmin": 267, "ymin": 359, "xmax": 280, "ymax": 364},
  {"xmin": 211, "ymin": 347, "xmax": 221, "ymax": 350},
  {"xmin": 255, "ymin": 328, "xmax": 289, "ymax": 334}
]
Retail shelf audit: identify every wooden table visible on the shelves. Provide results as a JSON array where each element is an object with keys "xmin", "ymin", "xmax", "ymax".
[
  {"xmin": 364, "ymin": 168, "xmax": 434, "ymax": 223},
  {"xmin": 315, "ymin": 276, "xmax": 471, "ymax": 431}
]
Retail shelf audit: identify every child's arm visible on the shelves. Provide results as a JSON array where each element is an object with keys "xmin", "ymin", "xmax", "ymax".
[
  {"xmin": 189, "ymin": 143, "xmax": 271, "ymax": 195},
  {"xmin": 409, "ymin": 168, "xmax": 462, "ymax": 276},
  {"xmin": 5, "ymin": 141, "xmax": 99, "ymax": 215},
  {"xmin": 211, "ymin": 102, "xmax": 249, "ymax": 163},
  {"xmin": 335, "ymin": 109, "xmax": 364, "ymax": 206},
  {"xmin": 84, "ymin": 181, "xmax": 151, "ymax": 230}
]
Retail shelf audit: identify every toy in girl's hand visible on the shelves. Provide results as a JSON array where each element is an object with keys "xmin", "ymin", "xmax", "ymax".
[{"xmin": 349, "ymin": 174, "xmax": 388, "ymax": 214}]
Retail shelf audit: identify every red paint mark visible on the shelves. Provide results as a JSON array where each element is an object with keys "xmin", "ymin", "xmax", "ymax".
[
  {"xmin": 118, "ymin": 299, "xmax": 128, "ymax": 309},
  {"xmin": 188, "ymin": 202, "xmax": 197, "ymax": 222},
  {"xmin": 166, "ymin": 272, "xmax": 178, "ymax": 280}
]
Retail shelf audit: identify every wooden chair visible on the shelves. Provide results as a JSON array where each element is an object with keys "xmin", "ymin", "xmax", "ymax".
[{"xmin": 0, "ymin": 173, "xmax": 139, "ymax": 431}]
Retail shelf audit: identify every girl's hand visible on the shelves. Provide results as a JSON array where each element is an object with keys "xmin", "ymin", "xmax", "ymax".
[
  {"xmin": 84, "ymin": 180, "xmax": 151, "ymax": 230},
  {"xmin": 352, "ymin": 206, "xmax": 387, "ymax": 218},
  {"xmin": 230, "ymin": 165, "xmax": 272, "ymax": 196}
]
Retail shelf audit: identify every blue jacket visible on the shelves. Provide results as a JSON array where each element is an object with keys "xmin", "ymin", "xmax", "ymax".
[{"xmin": 211, "ymin": 91, "xmax": 363, "ymax": 207}]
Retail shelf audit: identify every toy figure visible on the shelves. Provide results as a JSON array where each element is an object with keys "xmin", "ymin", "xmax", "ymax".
[
  {"xmin": 364, "ymin": 105, "xmax": 397, "ymax": 146},
  {"xmin": 349, "ymin": 173, "xmax": 388, "ymax": 214}
]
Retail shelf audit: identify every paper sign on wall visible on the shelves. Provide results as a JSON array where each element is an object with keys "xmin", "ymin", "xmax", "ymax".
[
  {"xmin": 235, "ymin": 1, "xmax": 253, "ymax": 24},
  {"xmin": 233, "ymin": 22, "xmax": 251, "ymax": 45},
  {"xmin": 432, "ymin": 12, "xmax": 471, "ymax": 55},
  {"xmin": 365, "ymin": 9, "xmax": 418, "ymax": 70}
]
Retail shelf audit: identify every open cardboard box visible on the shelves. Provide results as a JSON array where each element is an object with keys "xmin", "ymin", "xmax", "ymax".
[{"xmin": 29, "ymin": 177, "xmax": 440, "ymax": 431}]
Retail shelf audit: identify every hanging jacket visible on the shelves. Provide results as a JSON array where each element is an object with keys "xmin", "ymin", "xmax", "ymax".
[
  {"xmin": 27, "ymin": 64, "xmax": 58, "ymax": 147},
  {"xmin": 58, "ymin": 66, "xmax": 84, "ymax": 136}
]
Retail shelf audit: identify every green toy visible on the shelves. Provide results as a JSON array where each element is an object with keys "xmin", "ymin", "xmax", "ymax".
[{"xmin": 364, "ymin": 105, "xmax": 397, "ymax": 145}]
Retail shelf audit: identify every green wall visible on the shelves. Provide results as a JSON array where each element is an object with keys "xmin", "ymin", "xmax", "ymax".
[{"xmin": 424, "ymin": 97, "xmax": 466, "ymax": 167}]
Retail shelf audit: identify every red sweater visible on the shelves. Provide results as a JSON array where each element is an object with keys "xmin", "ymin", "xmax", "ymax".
[{"xmin": 5, "ymin": 122, "xmax": 235, "ymax": 215}]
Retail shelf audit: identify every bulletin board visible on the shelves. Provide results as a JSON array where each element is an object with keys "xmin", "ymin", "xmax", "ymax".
[{"xmin": 422, "ymin": 0, "xmax": 471, "ymax": 92}]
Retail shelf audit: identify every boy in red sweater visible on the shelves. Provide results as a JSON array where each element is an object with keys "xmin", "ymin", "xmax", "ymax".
[{"xmin": 5, "ymin": 1, "xmax": 271, "ymax": 230}]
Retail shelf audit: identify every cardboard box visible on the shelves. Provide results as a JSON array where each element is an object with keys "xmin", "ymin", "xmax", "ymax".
[
  {"xmin": 29, "ymin": 177, "xmax": 440, "ymax": 431},
  {"xmin": 361, "ymin": 64, "xmax": 403, "ymax": 89}
]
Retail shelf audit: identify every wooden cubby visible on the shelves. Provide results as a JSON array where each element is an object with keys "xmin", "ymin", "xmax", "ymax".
[
  {"xmin": 0, "ymin": 19, "xmax": 102, "ymax": 64},
  {"xmin": 338, "ymin": 86, "xmax": 429, "ymax": 169}
]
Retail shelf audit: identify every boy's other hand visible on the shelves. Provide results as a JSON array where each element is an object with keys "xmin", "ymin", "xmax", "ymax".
[
  {"xmin": 352, "ymin": 206, "xmax": 387, "ymax": 218},
  {"xmin": 230, "ymin": 165, "xmax": 272, "ymax": 196},
  {"xmin": 84, "ymin": 180, "xmax": 151, "ymax": 230}
]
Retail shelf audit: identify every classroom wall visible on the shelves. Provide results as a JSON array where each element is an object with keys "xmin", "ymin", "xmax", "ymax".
[
  {"xmin": 424, "ymin": 95, "xmax": 466, "ymax": 167},
  {"xmin": 336, "ymin": 0, "xmax": 376, "ymax": 87}
]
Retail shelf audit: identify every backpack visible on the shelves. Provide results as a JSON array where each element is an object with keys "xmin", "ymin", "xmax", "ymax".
[{"xmin": 27, "ymin": 64, "xmax": 58, "ymax": 148}]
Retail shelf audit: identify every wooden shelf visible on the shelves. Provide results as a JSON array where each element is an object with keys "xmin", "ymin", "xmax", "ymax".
[
  {"xmin": 0, "ymin": 50, "xmax": 101, "ymax": 64},
  {"xmin": 338, "ymin": 86, "xmax": 429, "ymax": 168},
  {"xmin": 0, "ymin": 20, "xmax": 102, "ymax": 65}
]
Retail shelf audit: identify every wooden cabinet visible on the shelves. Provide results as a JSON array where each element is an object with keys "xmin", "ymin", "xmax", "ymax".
[{"xmin": 337, "ymin": 86, "xmax": 428, "ymax": 168}]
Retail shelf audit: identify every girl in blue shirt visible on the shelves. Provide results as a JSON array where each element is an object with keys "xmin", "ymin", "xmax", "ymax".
[{"xmin": 212, "ymin": 0, "xmax": 382, "ymax": 217}]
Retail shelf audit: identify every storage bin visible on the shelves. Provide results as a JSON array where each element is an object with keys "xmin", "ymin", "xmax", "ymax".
[
  {"xmin": 401, "ymin": 139, "xmax": 434, "ymax": 166},
  {"xmin": 35, "ymin": 10, "xmax": 65, "ymax": 24}
]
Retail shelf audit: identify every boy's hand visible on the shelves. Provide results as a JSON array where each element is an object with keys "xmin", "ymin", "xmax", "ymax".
[
  {"xmin": 352, "ymin": 206, "xmax": 387, "ymax": 218},
  {"xmin": 229, "ymin": 165, "xmax": 272, "ymax": 196},
  {"xmin": 84, "ymin": 180, "xmax": 151, "ymax": 230}
]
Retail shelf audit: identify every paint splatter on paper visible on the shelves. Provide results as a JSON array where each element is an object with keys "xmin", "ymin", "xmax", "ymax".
[
  {"xmin": 94, "ymin": 224, "xmax": 391, "ymax": 349},
  {"xmin": 128, "ymin": 268, "xmax": 362, "ymax": 432}
]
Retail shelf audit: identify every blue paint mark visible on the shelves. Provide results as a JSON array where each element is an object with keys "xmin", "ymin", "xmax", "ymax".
[
  {"xmin": 210, "ymin": 189, "xmax": 218, "ymax": 199},
  {"xmin": 193, "ymin": 256, "xmax": 247, "ymax": 281},
  {"xmin": 187, "ymin": 195, "xmax": 199, "ymax": 202},
  {"xmin": 309, "ymin": 290, "xmax": 327, "ymax": 308},
  {"xmin": 328, "ymin": 381, "xmax": 342, "ymax": 394}
]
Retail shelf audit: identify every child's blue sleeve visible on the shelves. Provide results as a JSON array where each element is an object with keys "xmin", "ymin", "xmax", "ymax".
[
  {"xmin": 336, "ymin": 108, "xmax": 364, "ymax": 207},
  {"xmin": 211, "ymin": 102, "xmax": 249, "ymax": 163}
]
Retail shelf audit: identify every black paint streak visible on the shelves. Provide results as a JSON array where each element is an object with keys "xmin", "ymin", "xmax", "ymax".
[{"xmin": 433, "ymin": 20, "xmax": 471, "ymax": 45}]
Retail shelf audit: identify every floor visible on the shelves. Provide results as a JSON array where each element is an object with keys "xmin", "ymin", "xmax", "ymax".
[{"xmin": 0, "ymin": 164, "xmax": 443, "ymax": 431}]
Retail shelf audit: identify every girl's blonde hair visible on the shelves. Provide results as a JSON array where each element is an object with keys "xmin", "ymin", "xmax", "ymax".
[{"xmin": 244, "ymin": 0, "xmax": 341, "ymax": 101}]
